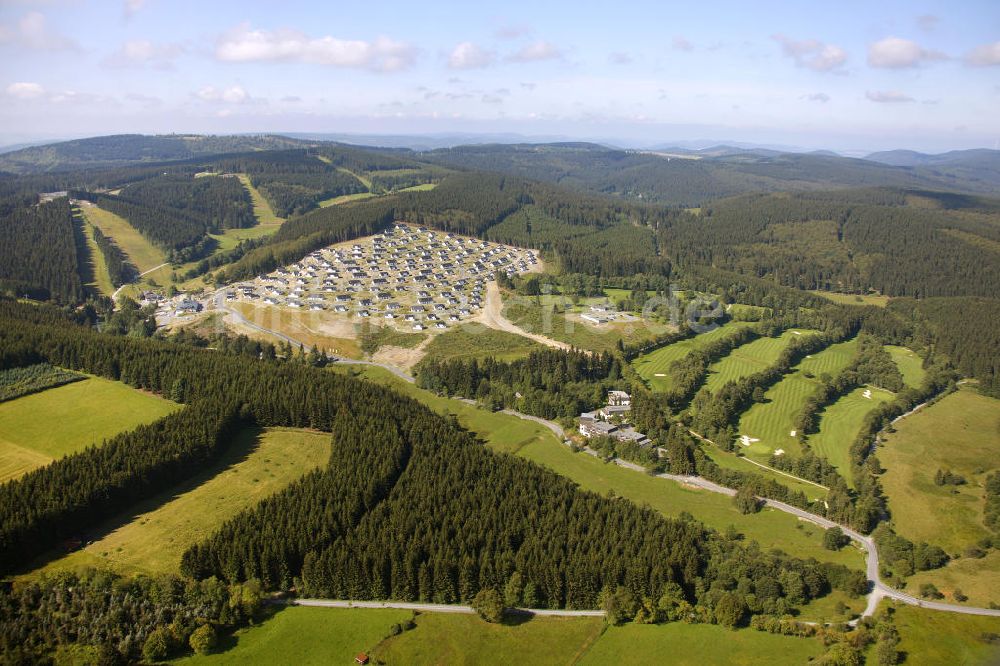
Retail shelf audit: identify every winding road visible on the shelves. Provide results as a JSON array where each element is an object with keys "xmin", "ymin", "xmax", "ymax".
[
  {"xmin": 289, "ymin": 598, "xmax": 603, "ymax": 617},
  {"xmin": 497, "ymin": 410, "xmax": 1000, "ymax": 621},
  {"xmin": 205, "ymin": 289, "xmax": 1000, "ymax": 622}
]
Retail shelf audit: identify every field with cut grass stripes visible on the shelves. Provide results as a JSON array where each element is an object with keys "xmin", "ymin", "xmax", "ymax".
[
  {"xmin": 736, "ymin": 339, "xmax": 858, "ymax": 462},
  {"xmin": 632, "ymin": 320, "xmax": 755, "ymax": 392},
  {"xmin": 704, "ymin": 329, "xmax": 817, "ymax": 394},
  {"xmin": 808, "ymin": 385, "xmax": 893, "ymax": 478}
]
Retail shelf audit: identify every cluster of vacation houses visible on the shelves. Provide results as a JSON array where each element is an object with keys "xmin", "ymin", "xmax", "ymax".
[{"xmin": 224, "ymin": 224, "xmax": 537, "ymax": 331}]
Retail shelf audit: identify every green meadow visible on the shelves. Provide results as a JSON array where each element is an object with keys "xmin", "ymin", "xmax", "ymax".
[
  {"xmin": 632, "ymin": 320, "xmax": 755, "ymax": 392},
  {"xmin": 704, "ymin": 329, "xmax": 817, "ymax": 394},
  {"xmin": 0, "ymin": 377, "xmax": 179, "ymax": 482},
  {"xmin": 808, "ymin": 385, "xmax": 894, "ymax": 478}
]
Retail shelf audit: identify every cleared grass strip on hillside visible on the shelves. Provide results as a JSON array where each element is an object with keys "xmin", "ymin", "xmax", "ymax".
[
  {"xmin": 633, "ymin": 320, "xmax": 755, "ymax": 392},
  {"xmin": 238, "ymin": 174, "xmax": 284, "ymax": 226},
  {"xmin": 704, "ymin": 329, "xmax": 818, "ymax": 394},
  {"xmin": 0, "ymin": 376, "xmax": 179, "ymax": 482},
  {"xmin": 808, "ymin": 385, "xmax": 893, "ymax": 479},
  {"xmin": 27, "ymin": 427, "xmax": 330, "ymax": 577},
  {"xmin": 737, "ymin": 339, "xmax": 858, "ymax": 462},
  {"xmin": 78, "ymin": 202, "xmax": 166, "ymax": 275}
]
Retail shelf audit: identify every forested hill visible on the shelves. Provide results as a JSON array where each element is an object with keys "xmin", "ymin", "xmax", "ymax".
[
  {"xmin": 420, "ymin": 143, "xmax": 1000, "ymax": 204},
  {"xmin": 0, "ymin": 134, "xmax": 311, "ymax": 174}
]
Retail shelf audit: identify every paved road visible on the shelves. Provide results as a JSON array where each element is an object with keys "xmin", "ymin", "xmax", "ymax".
[
  {"xmin": 112, "ymin": 262, "xmax": 170, "ymax": 301},
  {"xmin": 502, "ymin": 409, "xmax": 1000, "ymax": 620},
  {"xmin": 289, "ymin": 598, "xmax": 604, "ymax": 617}
]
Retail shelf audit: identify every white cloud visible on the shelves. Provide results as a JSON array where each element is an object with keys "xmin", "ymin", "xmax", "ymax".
[
  {"xmin": 197, "ymin": 85, "xmax": 250, "ymax": 104},
  {"xmin": 507, "ymin": 40, "xmax": 562, "ymax": 63},
  {"xmin": 868, "ymin": 37, "xmax": 946, "ymax": 68},
  {"xmin": 5, "ymin": 81, "xmax": 45, "ymax": 99},
  {"xmin": 964, "ymin": 42, "xmax": 1000, "ymax": 67},
  {"xmin": 215, "ymin": 23, "xmax": 416, "ymax": 72},
  {"xmin": 608, "ymin": 51, "xmax": 632, "ymax": 65},
  {"xmin": 448, "ymin": 42, "xmax": 495, "ymax": 69},
  {"xmin": 866, "ymin": 90, "xmax": 915, "ymax": 103},
  {"xmin": 772, "ymin": 34, "xmax": 846, "ymax": 72},
  {"xmin": 0, "ymin": 11, "xmax": 79, "ymax": 51},
  {"xmin": 672, "ymin": 36, "xmax": 694, "ymax": 52},
  {"xmin": 803, "ymin": 92, "xmax": 830, "ymax": 103},
  {"xmin": 103, "ymin": 40, "xmax": 182, "ymax": 68}
]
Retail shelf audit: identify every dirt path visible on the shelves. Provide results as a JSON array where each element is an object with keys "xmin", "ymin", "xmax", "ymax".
[{"xmin": 478, "ymin": 282, "xmax": 572, "ymax": 351}]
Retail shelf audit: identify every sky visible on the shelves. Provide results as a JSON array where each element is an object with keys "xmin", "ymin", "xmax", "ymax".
[{"xmin": 1, "ymin": 0, "xmax": 998, "ymax": 153}]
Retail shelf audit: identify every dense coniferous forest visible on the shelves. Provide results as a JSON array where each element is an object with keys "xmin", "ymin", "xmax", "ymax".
[
  {"xmin": 0, "ymin": 197, "xmax": 83, "ymax": 302},
  {"xmin": 117, "ymin": 174, "xmax": 255, "ymax": 230},
  {"xmin": 0, "ymin": 300, "xmax": 857, "ymax": 619}
]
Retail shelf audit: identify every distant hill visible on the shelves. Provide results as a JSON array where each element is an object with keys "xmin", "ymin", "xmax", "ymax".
[
  {"xmin": 866, "ymin": 148, "xmax": 1000, "ymax": 167},
  {"xmin": 0, "ymin": 134, "xmax": 312, "ymax": 173},
  {"xmin": 421, "ymin": 142, "xmax": 998, "ymax": 205}
]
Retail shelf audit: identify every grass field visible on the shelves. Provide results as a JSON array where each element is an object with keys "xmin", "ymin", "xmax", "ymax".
[
  {"xmin": 503, "ymin": 299, "xmax": 667, "ymax": 354},
  {"xmin": 888, "ymin": 602, "xmax": 1000, "ymax": 665},
  {"xmin": 176, "ymin": 606, "xmax": 412, "ymax": 665},
  {"xmin": 335, "ymin": 365, "xmax": 864, "ymax": 569},
  {"xmin": 418, "ymin": 324, "xmax": 545, "ymax": 365},
  {"xmin": 906, "ymin": 550, "xmax": 1000, "ymax": 609},
  {"xmin": 632, "ymin": 321, "xmax": 755, "ymax": 392},
  {"xmin": 28, "ymin": 427, "xmax": 329, "ymax": 577},
  {"xmin": 374, "ymin": 612, "xmax": 605, "ymax": 665},
  {"xmin": 0, "ymin": 377, "xmax": 179, "ymax": 482},
  {"xmin": 80, "ymin": 202, "xmax": 167, "ymax": 277},
  {"xmin": 704, "ymin": 329, "xmax": 817, "ymax": 394},
  {"xmin": 886, "ymin": 345, "xmax": 926, "ymax": 388},
  {"xmin": 516, "ymin": 434, "xmax": 864, "ymax": 569},
  {"xmin": 337, "ymin": 167, "xmax": 372, "ymax": 190},
  {"xmin": 810, "ymin": 291, "xmax": 890, "ymax": 307},
  {"xmin": 318, "ymin": 191, "xmax": 377, "ymax": 207},
  {"xmin": 237, "ymin": 174, "xmax": 284, "ymax": 226},
  {"xmin": 879, "ymin": 386, "xmax": 1000, "ymax": 554},
  {"xmin": 79, "ymin": 214, "xmax": 115, "ymax": 297},
  {"xmin": 736, "ymin": 339, "xmax": 859, "ymax": 462},
  {"xmin": 396, "ymin": 182, "xmax": 438, "ymax": 192},
  {"xmin": 809, "ymin": 386, "xmax": 894, "ymax": 478},
  {"xmin": 701, "ymin": 446, "xmax": 827, "ymax": 501},
  {"xmin": 580, "ymin": 621, "xmax": 823, "ymax": 665}
]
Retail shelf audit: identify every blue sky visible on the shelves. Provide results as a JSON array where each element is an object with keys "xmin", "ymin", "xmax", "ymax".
[{"xmin": 1, "ymin": 0, "xmax": 998, "ymax": 152}]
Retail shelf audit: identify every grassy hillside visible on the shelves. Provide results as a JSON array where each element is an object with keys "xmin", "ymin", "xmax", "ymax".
[
  {"xmin": 79, "ymin": 202, "xmax": 170, "ymax": 287},
  {"xmin": 879, "ymin": 386, "xmax": 1000, "ymax": 553},
  {"xmin": 888, "ymin": 602, "xmax": 1000, "ymax": 665},
  {"xmin": 580, "ymin": 621, "xmax": 823, "ymax": 665},
  {"xmin": 737, "ymin": 338, "xmax": 859, "ymax": 462},
  {"xmin": 886, "ymin": 345, "xmax": 926, "ymax": 388},
  {"xmin": 809, "ymin": 386, "xmax": 894, "ymax": 477},
  {"xmin": 374, "ymin": 612, "xmax": 605, "ymax": 665},
  {"xmin": 27, "ymin": 427, "xmax": 330, "ymax": 577},
  {"xmin": 0, "ymin": 376, "xmax": 179, "ymax": 482},
  {"xmin": 334, "ymin": 365, "xmax": 863, "ymax": 569},
  {"xmin": 633, "ymin": 320, "xmax": 755, "ymax": 392},
  {"xmin": 419, "ymin": 325, "xmax": 545, "ymax": 365},
  {"xmin": 704, "ymin": 329, "xmax": 816, "ymax": 393},
  {"xmin": 176, "ymin": 606, "xmax": 412, "ymax": 665}
]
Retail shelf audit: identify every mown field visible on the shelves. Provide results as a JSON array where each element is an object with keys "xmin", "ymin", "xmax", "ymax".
[
  {"xmin": 632, "ymin": 320, "xmax": 755, "ymax": 392},
  {"xmin": 0, "ymin": 377, "xmax": 179, "ymax": 482},
  {"xmin": 701, "ymin": 446, "xmax": 827, "ymax": 502},
  {"xmin": 419, "ymin": 324, "xmax": 545, "ymax": 365},
  {"xmin": 809, "ymin": 385, "xmax": 893, "ymax": 478},
  {"xmin": 580, "ymin": 621, "xmax": 824, "ymax": 665},
  {"xmin": 334, "ymin": 365, "xmax": 864, "ymax": 569},
  {"xmin": 737, "ymin": 339, "xmax": 859, "ymax": 462},
  {"xmin": 79, "ymin": 202, "xmax": 169, "ymax": 286},
  {"xmin": 27, "ymin": 427, "xmax": 330, "ymax": 577},
  {"xmin": 887, "ymin": 602, "xmax": 1000, "ymax": 665},
  {"xmin": 175, "ymin": 606, "xmax": 412, "ymax": 665},
  {"xmin": 886, "ymin": 345, "xmax": 926, "ymax": 388},
  {"xmin": 879, "ymin": 386, "xmax": 1000, "ymax": 554},
  {"xmin": 374, "ymin": 612, "xmax": 605, "ymax": 665},
  {"xmin": 703, "ymin": 329, "xmax": 817, "ymax": 394}
]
